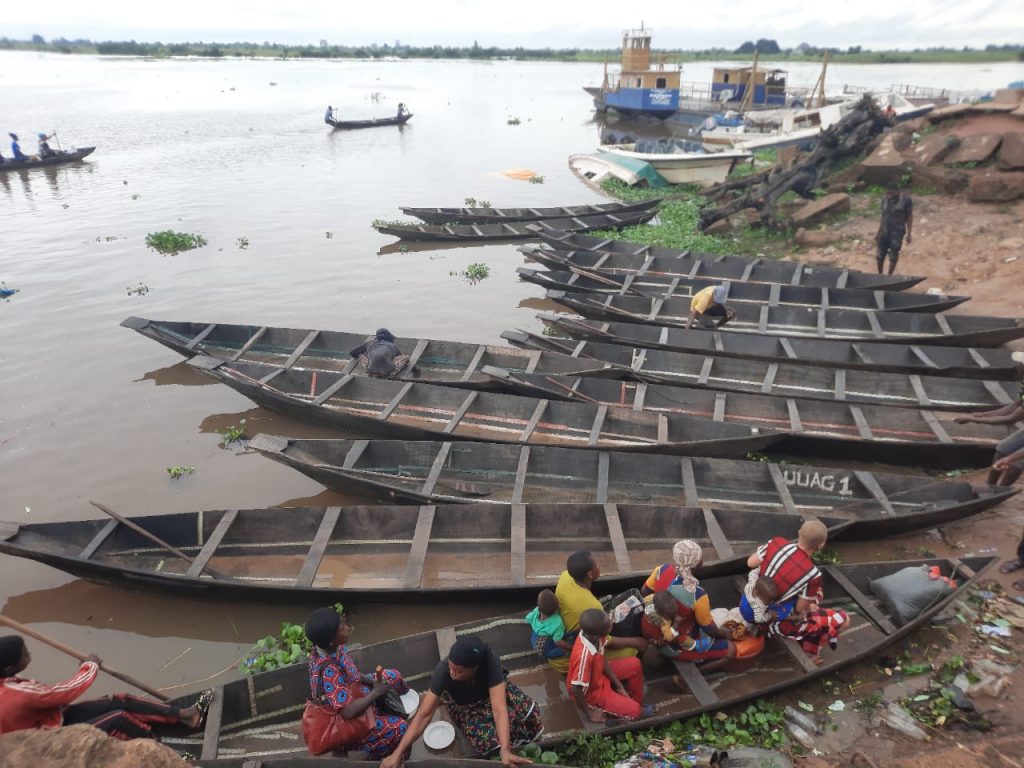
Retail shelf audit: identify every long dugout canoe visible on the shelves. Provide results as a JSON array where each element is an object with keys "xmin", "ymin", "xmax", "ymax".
[
  {"xmin": 121, "ymin": 316, "xmax": 627, "ymax": 386},
  {"xmin": 529, "ymin": 313, "xmax": 1020, "ymax": 380},
  {"xmin": 248, "ymin": 436, "xmax": 1017, "ymax": 538},
  {"xmin": 187, "ymin": 356, "xmax": 782, "ymax": 457},
  {"xmin": 163, "ymin": 557, "xmax": 995, "ymax": 761},
  {"xmin": 502, "ymin": 331, "xmax": 1018, "ymax": 411},
  {"xmin": 545, "ymin": 290, "xmax": 1024, "ymax": 347},
  {"xmin": 517, "ymin": 267, "xmax": 968, "ymax": 313},
  {"xmin": 480, "ymin": 366, "xmax": 1016, "ymax": 469},
  {"xmin": 531, "ymin": 235, "xmax": 924, "ymax": 291},
  {"xmin": 401, "ymin": 198, "xmax": 661, "ymax": 225},
  {"xmin": 373, "ymin": 209, "xmax": 656, "ymax": 242},
  {"xmin": 0, "ymin": 146, "xmax": 96, "ymax": 172},
  {"xmin": 0, "ymin": 505, "xmax": 849, "ymax": 603}
]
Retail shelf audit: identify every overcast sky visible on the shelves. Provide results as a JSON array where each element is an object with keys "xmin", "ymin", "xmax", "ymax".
[{"xmin": 5, "ymin": 0, "xmax": 1022, "ymax": 49}]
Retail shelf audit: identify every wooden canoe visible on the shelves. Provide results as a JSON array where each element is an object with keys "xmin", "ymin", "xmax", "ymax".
[
  {"xmin": 373, "ymin": 209, "xmax": 657, "ymax": 242},
  {"xmin": 401, "ymin": 198, "xmax": 661, "ymax": 225},
  {"xmin": 527, "ymin": 313, "xmax": 1020, "ymax": 380},
  {"xmin": 480, "ymin": 366, "xmax": 1017, "ymax": 469},
  {"xmin": 530, "ymin": 235, "xmax": 924, "ymax": 291},
  {"xmin": 545, "ymin": 290, "xmax": 1024, "ymax": 347},
  {"xmin": 247, "ymin": 436, "xmax": 1017, "ymax": 538},
  {"xmin": 502, "ymin": 332, "xmax": 1017, "ymax": 411},
  {"xmin": 120, "ymin": 317, "xmax": 629, "ymax": 386},
  {"xmin": 162, "ymin": 556, "xmax": 994, "ymax": 762},
  {"xmin": 329, "ymin": 114, "xmax": 412, "ymax": 130},
  {"xmin": 516, "ymin": 267, "xmax": 968, "ymax": 313},
  {"xmin": 201, "ymin": 760, "xmax": 558, "ymax": 768},
  {"xmin": 187, "ymin": 357, "xmax": 782, "ymax": 457},
  {"xmin": 0, "ymin": 146, "xmax": 95, "ymax": 172},
  {"xmin": 0, "ymin": 505, "xmax": 852, "ymax": 603}
]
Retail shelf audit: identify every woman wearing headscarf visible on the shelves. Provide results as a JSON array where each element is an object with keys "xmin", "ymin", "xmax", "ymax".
[
  {"xmin": 639, "ymin": 540, "xmax": 735, "ymax": 674},
  {"xmin": 349, "ymin": 328, "xmax": 410, "ymax": 378},
  {"xmin": 303, "ymin": 607, "xmax": 409, "ymax": 758},
  {"xmin": 380, "ymin": 635, "xmax": 540, "ymax": 768},
  {"xmin": 0, "ymin": 635, "xmax": 210, "ymax": 739}
]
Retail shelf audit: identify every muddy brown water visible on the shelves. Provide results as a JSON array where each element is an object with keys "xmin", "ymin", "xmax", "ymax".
[{"xmin": 1, "ymin": 52, "xmax": 1018, "ymax": 699}]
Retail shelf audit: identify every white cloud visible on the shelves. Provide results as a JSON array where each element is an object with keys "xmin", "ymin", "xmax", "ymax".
[{"xmin": 6, "ymin": 0, "xmax": 1022, "ymax": 48}]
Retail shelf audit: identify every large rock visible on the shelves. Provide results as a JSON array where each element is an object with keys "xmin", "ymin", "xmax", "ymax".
[
  {"xmin": 904, "ymin": 159, "xmax": 969, "ymax": 194},
  {"xmin": 0, "ymin": 724, "xmax": 190, "ymax": 768},
  {"xmin": 926, "ymin": 103, "xmax": 972, "ymax": 124},
  {"xmin": 795, "ymin": 228, "xmax": 837, "ymax": 247},
  {"xmin": 944, "ymin": 133, "xmax": 1002, "ymax": 164},
  {"xmin": 704, "ymin": 217, "xmax": 732, "ymax": 235},
  {"xmin": 860, "ymin": 135, "xmax": 906, "ymax": 185},
  {"xmin": 967, "ymin": 172, "xmax": 1024, "ymax": 202},
  {"xmin": 914, "ymin": 134, "xmax": 955, "ymax": 166},
  {"xmin": 789, "ymin": 193, "xmax": 851, "ymax": 228},
  {"xmin": 997, "ymin": 132, "xmax": 1024, "ymax": 171}
]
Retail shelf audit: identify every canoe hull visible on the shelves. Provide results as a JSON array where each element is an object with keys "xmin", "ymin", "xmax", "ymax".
[
  {"xmin": 401, "ymin": 198, "xmax": 660, "ymax": 225},
  {"xmin": 0, "ymin": 146, "xmax": 95, "ymax": 172},
  {"xmin": 329, "ymin": 114, "xmax": 412, "ymax": 130}
]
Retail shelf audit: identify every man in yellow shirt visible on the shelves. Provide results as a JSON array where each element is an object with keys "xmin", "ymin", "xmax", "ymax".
[
  {"xmin": 550, "ymin": 551, "xmax": 648, "ymax": 672},
  {"xmin": 686, "ymin": 283, "xmax": 735, "ymax": 330}
]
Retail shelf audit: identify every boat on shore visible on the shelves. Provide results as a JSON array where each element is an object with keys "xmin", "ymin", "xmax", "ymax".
[
  {"xmin": 480, "ymin": 366, "xmax": 1015, "ymax": 468},
  {"xmin": 599, "ymin": 139, "xmax": 751, "ymax": 185},
  {"xmin": 248, "ymin": 436, "xmax": 1017, "ymax": 537},
  {"xmin": 530, "ymin": 236, "xmax": 924, "ymax": 291},
  {"xmin": 523, "ymin": 314, "xmax": 1020, "ymax": 380},
  {"xmin": 187, "ymin": 356, "xmax": 783, "ymax": 457},
  {"xmin": 544, "ymin": 290, "xmax": 1024, "ymax": 347},
  {"xmin": 568, "ymin": 152, "xmax": 667, "ymax": 190},
  {"xmin": 373, "ymin": 209, "xmax": 657, "ymax": 242},
  {"xmin": 0, "ymin": 504, "xmax": 847, "ymax": 602},
  {"xmin": 328, "ymin": 114, "xmax": 412, "ymax": 130},
  {"xmin": 162, "ymin": 556, "xmax": 993, "ymax": 762},
  {"xmin": 0, "ymin": 146, "xmax": 95, "ymax": 172},
  {"xmin": 400, "ymin": 199, "xmax": 660, "ymax": 225},
  {"xmin": 516, "ymin": 267, "xmax": 968, "ymax": 313}
]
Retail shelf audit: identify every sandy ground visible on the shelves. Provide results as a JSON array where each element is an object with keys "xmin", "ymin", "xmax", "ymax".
[{"xmin": 777, "ymin": 123, "xmax": 1024, "ymax": 765}]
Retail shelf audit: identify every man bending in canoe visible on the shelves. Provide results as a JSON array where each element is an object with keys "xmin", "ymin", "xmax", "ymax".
[
  {"xmin": 686, "ymin": 284, "xmax": 735, "ymax": 330},
  {"xmin": 0, "ymin": 635, "xmax": 211, "ymax": 740}
]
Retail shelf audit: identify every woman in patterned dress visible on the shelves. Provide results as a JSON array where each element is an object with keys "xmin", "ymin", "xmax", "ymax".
[
  {"xmin": 380, "ymin": 635, "xmax": 540, "ymax": 768},
  {"xmin": 303, "ymin": 607, "xmax": 409, "ymax": 758}
]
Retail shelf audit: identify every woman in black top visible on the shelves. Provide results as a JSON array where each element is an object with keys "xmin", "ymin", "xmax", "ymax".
[
  {"xmin": 349, "ymin": 328, "xmax": 410, "ymax": 378},
  {"xmin": 380, "ymin": 636, "xmax": 541, "ymax": 768}
]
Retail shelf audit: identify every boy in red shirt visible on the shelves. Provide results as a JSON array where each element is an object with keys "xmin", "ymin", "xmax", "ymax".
[
  {"xmin": 0, "ymin": 635, "xmax": 209, "ymax": 739},
  {"xmin": 567, "ymin": 609, "xmax": 654, "ymax": 722}
]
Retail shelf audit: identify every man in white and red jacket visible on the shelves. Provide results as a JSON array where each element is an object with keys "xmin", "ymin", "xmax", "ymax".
[{"xmin": 0, "ymin": 635, "xmax": 208, "ymax": 739}]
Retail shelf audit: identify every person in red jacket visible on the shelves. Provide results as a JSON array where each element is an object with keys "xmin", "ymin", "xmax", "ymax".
[{"xmin": 0, "ymin": 635, "xmax": 210, "ymax": 739}]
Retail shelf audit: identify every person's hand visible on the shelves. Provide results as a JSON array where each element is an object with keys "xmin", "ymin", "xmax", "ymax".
[
  {"xmin": 993, "ymin": 458, "xmax": 1011, "ymax": 471},
  {"xmin": 380, "ymin": 752, "xmax": 405, "ymax": 768},
  {"xmin": 954, "ymin": 416, "xmax": 974, "ymax": 424},
  {"xmin": 500, "ymin": 747, "xmax": 534, "ymax": 767},
  {"xmin": 612, "ymin": 680, "xmax": 627, "ymax": 697},
  {"xmin": 766, "ymin": 610, "xmax": 778, "ymax": 622},
  {"xmin": 370, "ymin": 680, "xmax": 389, "ymax": 699},
  {"xmin": 85, "ymin": 654, "xmax": 102, "ymax": 666},
  {"xmin": 632, "ymin": 637, "xmax": 649, "ymax": 654},
  {"xmin": 587, "ymin": 707, "xmax": 607, "ymax": 723}
]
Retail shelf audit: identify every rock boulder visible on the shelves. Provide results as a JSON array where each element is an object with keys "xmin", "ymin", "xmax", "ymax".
[
  {"xmin": 860, "ymin": 135, "xmax": 906, "ymax": 185},
  {"xmin": 967, "ymin": 172, "xmax": 1024, "ymax": 203},
  {"xmin": 0, "ymin": 724, "xmax": 191, "ymax": 768},
  {"xmin": 914, "ymin": 134, "xmax": 955, "ymax": 166},
  {"xmin": 944, "ymin": 133, "xmax": 1002, "ymax": 165},
  {"xmin": 789, "ymin": 193, "xmax": 851, "ymax": 228},
  {"xmin": 997, "ymin": 132, "xmax": 1024, "ymax": 171}
]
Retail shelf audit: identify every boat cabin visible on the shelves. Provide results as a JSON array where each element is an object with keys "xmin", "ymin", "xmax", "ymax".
[
  {"xmin": 711, "ymin": 66, "xmax": 788, "ymax": 106},
  {"xmin": 598, "ymin": 26, "xmax": 682, "ymax": 116}
]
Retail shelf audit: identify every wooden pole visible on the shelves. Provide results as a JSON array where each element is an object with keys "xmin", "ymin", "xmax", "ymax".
[
  {"xmin": 0, "ymin": 614, "xmax": 169, "ymax": 701},
  {"xmin": 88, "ymin": 501, "xmax": 229, "ymax": 580},
  {"xmin": 740, "ymin": 50, "xmax": 759, "ymax": 111}
]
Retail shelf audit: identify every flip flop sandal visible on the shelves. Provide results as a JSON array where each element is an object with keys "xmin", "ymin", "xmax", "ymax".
[
  {"xmin": 1013, "ymin": 579, "xmax": 1024, "ymax": 592},
  {"xmin": 192, "ymin": 688, "xmax": 215, "ymax": 729},
  {"xmin": 999, "ymin": 559, "xmax": 1024, "ymax": 574}
]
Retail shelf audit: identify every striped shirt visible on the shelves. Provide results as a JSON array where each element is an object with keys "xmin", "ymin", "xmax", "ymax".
[
  {"xmin": 757, "ymin": 537, "xmax": 821, "ymax": 603},
  {"xmin": 567, "ymin": 633, "xmax": 607, "ymax": 706}
]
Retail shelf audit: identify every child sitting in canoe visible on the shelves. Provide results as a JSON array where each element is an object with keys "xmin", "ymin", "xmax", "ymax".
[
  {"xmin": 525, "ymin": 589, "xmax": 574, "ymax": 659},
  {"xmin": 641, "ymin": 591, "xmax": 698, "ymax": 655},
  {"xmin": 567, "ymin": 609, "xmax": 654, "ymax": 723},
  {"xmin": 739, "ymin": 572, "xmax": 793, "ymax": 630}
]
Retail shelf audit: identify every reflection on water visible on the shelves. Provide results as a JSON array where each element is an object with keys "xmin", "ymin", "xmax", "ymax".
[
  {"xmin": 138, "ymin": 360, "xmax": 217, "ymax": 387},
  {"xmin": 197, "ymin": 408, "xmax": 347, "ymax": 439}
]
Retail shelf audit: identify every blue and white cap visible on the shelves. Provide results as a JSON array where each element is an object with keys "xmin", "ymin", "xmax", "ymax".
[{"xmin": 712, "ymin": 284, "xmax": 729, "ymax": 304}]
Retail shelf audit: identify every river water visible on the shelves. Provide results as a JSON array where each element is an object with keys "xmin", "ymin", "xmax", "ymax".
[{"xmin": 0, "ymin": 52, "xmax": 1018, "ymax": 696}]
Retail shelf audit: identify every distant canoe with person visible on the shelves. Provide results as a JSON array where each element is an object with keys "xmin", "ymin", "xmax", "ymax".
[
  {"xmin": 0, "ymin": 146, "xmax": 95, "ymax": 172},
  {"xmin": 328, "ymin": 113, "xmax": 413, "ymax": 130}
]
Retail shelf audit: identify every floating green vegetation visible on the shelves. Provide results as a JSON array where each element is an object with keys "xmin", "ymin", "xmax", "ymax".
[
  {"xmin": 812, "ymin": 547, "xmax": 843, "ymax": 565},
  {"xmin": 528, "ymin": 174, "xmax": 545, "ymax": 184},
  {"xmin": 240, "ymin": 603, "xmax": 344, "ymax": 674},
  {"xmin": 166, "ymin": 465, "xmax": 195, "ymax": 479},
  {"xmin": 372, "ymin": 218, "xmax": 416, "ymax": 228},
  {"xmin": 507, "ymin": 116, "xmax": 522, "ymax": 126},
  {"xmin": 145, "ymin": 230, "xmax": 208, "ymax": 255},
  {"xmin": 236, "ymin": 236, "xmax": 250, "ymax": 250},
  {"xmin": 126, "ymin": 282, "xmax": 150, "ymax": 296},
  {"xmin": 463, "ymin": 197, "xmax": 492, "ymax": 208},
  {"xmin": 220, "ymin": 419, "xmax": 247, "ymax": 445},
  {"xmin": 325, "ymin": 231, "xmax": 334, "ymax": 239},
  {"xmin": 451, "ymin": 262, "xmax": 490, "ymax": 283}
]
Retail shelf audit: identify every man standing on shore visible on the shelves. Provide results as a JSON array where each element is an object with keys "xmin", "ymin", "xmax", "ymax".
[{"xmin": 875, "ymin": 183, "xmax": 913, "ymax": 275}]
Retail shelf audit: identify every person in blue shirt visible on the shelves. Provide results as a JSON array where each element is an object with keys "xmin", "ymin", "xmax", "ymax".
[
  {"xmin": 324, "ymin": 105, "xmax": 334, "ymax": 125},
  {"xmin": 9, "ymin": 133, "xmax": 29, "ymax": 161}
]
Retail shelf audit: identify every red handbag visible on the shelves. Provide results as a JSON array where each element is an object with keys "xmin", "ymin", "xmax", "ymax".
[{"xmin": 302, "ymin": 673, "xmax": 375, "ymax": 755}]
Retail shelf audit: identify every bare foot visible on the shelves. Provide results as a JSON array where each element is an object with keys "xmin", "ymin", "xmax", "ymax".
[
  {"xmin": 181, "ymin": 706, "xmax": 201, "ymax": 729},
  {"xmin": 671, "ymin": 674, "xmax": 686, "ymax": 691},
  {"xmin": 811, "ymin": 655, "xmax": 825, "ymax": 666}
]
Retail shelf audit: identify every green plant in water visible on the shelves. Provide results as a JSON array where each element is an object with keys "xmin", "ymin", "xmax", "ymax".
[
  {"xmin": 236, "ymin": 236, "xmax": 250, "ymax": 250},
  {"xmin": 372, "ymin": 218, "xmax": 416, "ymax": 228},
  {"xmin": 528, "ymin": 175, "xmax": 544, "ymax": 184},
  {"xmin": 507, "ymin": 116, "xmax": 521, "ymax": 126},
  {"xmin": 325, "ymin": 231, "xmax": 334, "ymax": 239},
  {"xmin": 451, "ymin": 262, "xmax": 490, "ymax": 283},
  {"xmin": 464, "ymin": 196, "xmax": 477, "ymax": 206},
  {"xmin": 126, "ymin": 282, "xmax": 150, "ymax": 296},
  {"xmin": 812, "ymin": 547, "xmax": 843, "ymax": 565},
  {"xmin": 145, "ymin": 230, "xmax": 208, "ymax": 255},
  {"xmin": 166, "ymin": 465, "xmax": 195, "ymax": 479},
  {"xmin": 220, "ymin": 419, "xmax": 247, "ymax": 445},
  {"xmin": 240, "ymin": 603, "xmax": 344, "ymax": 674}
]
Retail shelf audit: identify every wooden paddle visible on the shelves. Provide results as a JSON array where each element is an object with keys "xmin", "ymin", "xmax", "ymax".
[
  {"xmin": 0, "ymin": 614, "xmax": 169, "ymax": 700},
  {"xmin": 89, "ymin": 501, "xmax": 231, "ymax": 580}
]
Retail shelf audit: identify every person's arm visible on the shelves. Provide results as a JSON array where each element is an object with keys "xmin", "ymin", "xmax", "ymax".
[
  {"xmin": 379, "ymin": 690, "xmax": 441, "ymax": 768},
  {"xmin": 554, "ymin": 637, "xmax": 574, "ymax": 651},
  {"xmin": 349, "ymin": 341, "xmax": 369, "ymax": 359},
  {"xmin": 747, "ymin": 551, "xmax": 763, "ymax": 569},
  {"xmin": 602, "ymin": 657, "xmax": 626, "ymax": 696},
  {"xmin": 339, "ymin": 680, "xmax": 387, "ymax": 719},
  {"xmin": 488, "ymin": 681, "xmax": 533, "ymax": 766},
  {"xmin": 693, "ymin": 593, "xmax": 728, "ymax": 640},
  {"xmin": 958, "ymin": 404, "xmax": 1024, "ymax": 425},
  {"xmin": 6, "ymin": 661, "xmax": 98, "ymax": 709},
  {"xmin": 994, "ymin": 446, "xmax": 1024, "ymax": 470},
  {"xmin": 686, "ymin": 310, "xmax": 698, "ymax": 330},
  {"xmin": 905, "ymin": 204, "xmax": 913, "ymax": 243},
  {"xmin": 605, "ymin": 635, "xmax": 648, "ymax": 653},
  {"xmin": 570, "ymin": 683, "xmax": 604, "ymax": 723}
]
